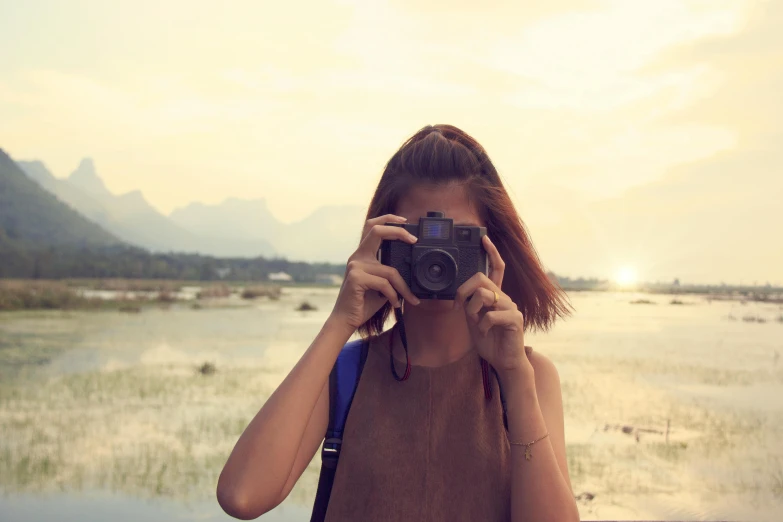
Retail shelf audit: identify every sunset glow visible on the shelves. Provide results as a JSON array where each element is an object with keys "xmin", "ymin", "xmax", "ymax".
[
  {"xmin": 615, "ymin": 266, "xmax": 639, "ymax": 287},
  {"xmin": 0, "ymin": 0, "xmax": 780, "ymax": 284}
]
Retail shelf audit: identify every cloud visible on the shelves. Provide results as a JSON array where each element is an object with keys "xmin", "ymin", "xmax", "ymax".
[
  {"xmin": 648, "ymin": 0, "xmax": 783, "ymax": 137},
  {"xmin": 527, "ymin": 1, "xmax": 783, "ymax": 283},
  {"xmin": 1, "ymin": 0, "xmax": 776, "ymax": 282}
]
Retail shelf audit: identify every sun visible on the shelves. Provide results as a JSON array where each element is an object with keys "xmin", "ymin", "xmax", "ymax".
[{"xmin": 615, "ymin": 266, "xmax": 638, "ymax": 287}]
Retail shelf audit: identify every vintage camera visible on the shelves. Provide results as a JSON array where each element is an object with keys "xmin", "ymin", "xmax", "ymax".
[{"xmin": 379, "ymin": 211, "xmax": 488, "ymax": 300}]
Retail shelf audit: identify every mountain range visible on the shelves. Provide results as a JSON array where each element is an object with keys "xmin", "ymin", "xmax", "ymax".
[
  {"xmin": 16, "ymin": 157, "xmax": 366, "ymax": 263},
  {"xmin": 0, "ymin": 149, "xmax": 120, "ymax": 249},
  {"xmin": 0, "ymin": 147, "xmax": 348, "ymax": 280},
  {"xmin": 6, "ymin": 143, "xmax": 781, "ymax": 283}
]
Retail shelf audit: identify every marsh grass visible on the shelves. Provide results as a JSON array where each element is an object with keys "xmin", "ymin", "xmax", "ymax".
[
  {"xmin": 0, "ymin": 280, "xmax": 169, "ymax": 312},
  {"xmin": 0, "ymin": 328, "xmax": 79, "ymax": 379},
  {"xmin": 565, "ymin": 425, "xmax": 770, "ymax": 499},
  {"xmin": 0, "ymin": 364, "xmax": 278, "ymax": 500},
  {"xmin": 772, "ymin": 466, "xmax": 783, "ymax": 498},
  {"xmin": 0, "ymin": 281, "xmax": 88, "ymax": 311},
  {"xmin": 196, "ymin": 361, "xmax": 216, "ymax": 375},
  {"xmin": 648, "ymin": 441, "xmax": 689, "ymax": 461},
  {"xmin": 1, "ymin": 279, "xmax": 290, "ymax": 312},
  {"xmin": 556, "ymin": 347, "xmax": 780, "ymax": 508},
  {"xmin": 0, "ymin": 279, "xmax": 287, "ymax": 312},
  {"xmin": 196, "ymin": 284, "xmax": 232, "ymax": 299},
  {"xmin": 241, "ymin": 285, "xmax": 282, "ymax": 300},
  {"xmin": 63, "ymin": 279, "xmax": 185, "ymax": 292},
  {"xmin": 157, "ymin": 290, "xmax": 176, "ymax": 303},
  {"xmin": 3, "ymin": 293, "xmax": 782, "ymax": 516}
]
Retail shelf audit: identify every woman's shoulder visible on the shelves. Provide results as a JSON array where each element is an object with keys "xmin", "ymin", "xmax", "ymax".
[
  {"xmin": 526, "ymin": 348, "xmax": 562, "ymax": 390},
  {"xmin": 523, "ymin": 348, "xmax": 567, "ymax": 427}
]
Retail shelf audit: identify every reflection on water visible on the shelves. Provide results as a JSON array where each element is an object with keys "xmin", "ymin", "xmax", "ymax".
[{"xmin": 1, "ymin": 289, "xmax": 782, "ymax": 521}]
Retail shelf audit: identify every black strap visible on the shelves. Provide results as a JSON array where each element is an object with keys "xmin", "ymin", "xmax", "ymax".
[
  {"xmin": 389, "ymin": 319, "xmax": 411, "ymax": 381},
  {"xmin": 310, "ymin": 340, "xmax": 369, "ymax": 522},
  {"xmin": 492, "ymin": 368, "xmax": 509, "ymax": 431}
]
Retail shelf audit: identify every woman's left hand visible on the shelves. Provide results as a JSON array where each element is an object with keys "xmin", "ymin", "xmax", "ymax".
[{"xmin": 454, "ymin": 235, "xmax": 534, "ymax": 384}]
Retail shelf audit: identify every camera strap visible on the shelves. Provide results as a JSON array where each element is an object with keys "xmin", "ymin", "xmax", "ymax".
[
  {"xmin": 388, "ymin": 306, "xmax": 507, "ymax": 428},
  {"xmin": 389, "ymin": 316, "xmax": 411, "ymax": 381}
]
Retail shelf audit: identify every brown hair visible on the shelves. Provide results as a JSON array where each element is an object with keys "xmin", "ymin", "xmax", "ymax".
[{"xmin": 358, "ymin": 124, "xmax": 571, "ymax": 338}]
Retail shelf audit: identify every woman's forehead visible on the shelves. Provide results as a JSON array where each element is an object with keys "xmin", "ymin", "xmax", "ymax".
[{"xmin": 394, "ymin": 183, "xmax": 482, "ymax": 226}]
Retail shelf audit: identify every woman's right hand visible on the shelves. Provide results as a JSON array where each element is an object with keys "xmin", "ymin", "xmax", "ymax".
[{"xmin": 330, "ymin": 214, "xmax": 421, "ymax": 330}]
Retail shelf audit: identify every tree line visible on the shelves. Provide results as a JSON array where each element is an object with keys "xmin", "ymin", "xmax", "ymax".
[{"xmin": 0, "ymin": 240, "xmax": 345, "ymax": 282}]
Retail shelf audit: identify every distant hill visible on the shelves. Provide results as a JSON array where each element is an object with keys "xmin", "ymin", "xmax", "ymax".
[
  {"xmin": 17, "ymin": 154, "xmax": 366, "ymax": 263},
  {"xmin": 169, "ymin": 197, "xmax": 282, "ymax": 257},
  {"xmin": 0, "ymin": 149, "xmax": 120, "ymax": 248},
  {"xmin": 2, "ymin": 148, "xmax": 347, "ymax": 280},
  {"xmin": 17, "ymin": 159, "xmax": 276, "ymax": 257},
  {"xmin": 279, "ymin": 205, "xmax": 366, "ymax": 263},
  {"xmin": 171, "ymin": 199, "xmax": 366, "ymax": 263},
  {"xmin": 68, "ymin": 158, "xmax": 112, "ymax": 196},
  {"xmin": 17, "ymin": 159, "xmax": 110, "ymax": 226}
]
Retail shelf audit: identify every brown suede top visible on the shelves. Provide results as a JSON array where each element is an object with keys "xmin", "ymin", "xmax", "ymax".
[{"xmin": 324, "ymin": 332, "xmax": 512, "ymax": 522}]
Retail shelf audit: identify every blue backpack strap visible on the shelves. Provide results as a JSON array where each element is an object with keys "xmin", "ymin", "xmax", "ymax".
[
  {"xmin": 310, "ymin": 338, "xmax": 369, "ymax": 522},
  {"xmin": 322, "ymin": 338, "xmax": 369, "ymax": 466}
]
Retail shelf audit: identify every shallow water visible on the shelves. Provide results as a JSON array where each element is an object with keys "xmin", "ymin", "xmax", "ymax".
[{"xmin": 1, "ymin": 289, "xmax": 781, "ymax": 521}]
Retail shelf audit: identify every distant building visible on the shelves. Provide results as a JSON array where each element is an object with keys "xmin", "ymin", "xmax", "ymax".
[
  {"xmin": 215, "ymin": 267, "xmax": 231, "ymax": 279},
  {"xmin": 268, "ymin": 271, "xmax": 293, "ymax": 282},
  {"xmin": 316, "ymin": 274, "xmax": 344, "ymax": 286}
]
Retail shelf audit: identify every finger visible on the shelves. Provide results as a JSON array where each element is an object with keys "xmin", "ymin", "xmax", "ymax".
[
  {"xmin": 358, "ymin": 261, "xmax": 421, "ymax": 305},
  {"xmin": 474, "ymin": 309, "xmax": 523, "ymax": 336},
  {"xmin": 464, "ymin": 287, "xmax": 494, "ymax": 319},
  {"xmin": 454, "ymin": 271, "xmax": 499, "ymax": 310},
  {"xmin": 464, "ymin": 287, "xmax": 495, "ymax": 318},
  {"xmin": 482, "ymin": 235, "xmax": 506, "ymax": 287},
  {"xmin": 357, "ymin": 224, "xmax": 417, "ymax": 259},
  {"xmin": 464, "ymin": 287, "xmax": 513, "ymax": 317},
  {"xmin": 362, "ymin": 214, "xmax": 407, "ymax": 237},
  {"xmin": 357, "ymin": 271, "xmax": 401, "ymax": 308}
]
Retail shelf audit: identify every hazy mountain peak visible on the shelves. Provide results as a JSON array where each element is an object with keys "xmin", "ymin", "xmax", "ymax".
[
  {"xmin": 77, "ymin": 157, "xmax": 95, "ymax": 171},
  {"xmin": 0, "ymin": 148, "xmax": 13, "ymax": 166},
  {"xmin": 223, "ymin": 197, "xmax": 268, "ymax": 209},
  {"xmin": 171, "ymin": 197, "xmax": 274, "ymax": 222},
  {"xmin": 0, "ymin": 147, "xmax": 120, "ymax": 248},
  {"xmin": 170, "ymin": 197, "xmax": 268, "ymax": 215},
  {"xmin": 17, "ymin": 160, "xmax": 56, "ymax": 186},
  {"xmin": 68, "ymin": 157, "xmax": 110, "ymax": 196},
  {"xmin": 118, "ymin": 189, "xmax": 149, "ymax": 204},
  {"xmin": 296, "ymin": 204, "xmax": 366, "ymax": 223}
]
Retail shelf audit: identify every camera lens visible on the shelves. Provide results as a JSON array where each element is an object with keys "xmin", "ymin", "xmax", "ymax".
[{"xmin": 414, "ymin": 249, "xmax": 457, "ymax": 293}]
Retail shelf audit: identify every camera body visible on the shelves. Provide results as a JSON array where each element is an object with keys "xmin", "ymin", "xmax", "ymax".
[{"xmin": 379, "ymin": 211, "xmax": 488, "ymax": 300}]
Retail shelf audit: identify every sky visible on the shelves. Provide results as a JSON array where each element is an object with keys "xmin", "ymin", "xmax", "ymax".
[{"xmin": 0, "ymin": 0, "xmax": 780, "ymax": 285}]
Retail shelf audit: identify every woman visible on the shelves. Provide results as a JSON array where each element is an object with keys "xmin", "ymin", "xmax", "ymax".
[{"xmin": 217, "ymin": 124, "xmax": 579, "ymax": 521}]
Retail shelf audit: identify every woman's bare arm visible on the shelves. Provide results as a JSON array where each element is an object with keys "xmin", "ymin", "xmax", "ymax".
[
  {"xmin": 216, "ymin": 317, "xmax": 353, "ymax": 519},
  {"xmin": 504, "ymin": 352, "xmax": 579, "ymax": 522},
  {"xmin": 216, "ymin": 215, "xmax": 419, "ymax": 520}
]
